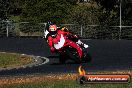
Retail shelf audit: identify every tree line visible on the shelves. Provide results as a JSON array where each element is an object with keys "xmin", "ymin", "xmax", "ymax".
[
  {"xmin": 0, "ymin": 0, "xmax": 131, "ymax": 24},
  {"xmin": 0, "ymin": 0, "xmax": 132, "ymax": 39}
]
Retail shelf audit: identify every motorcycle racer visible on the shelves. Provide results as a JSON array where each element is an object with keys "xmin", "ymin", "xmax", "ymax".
[{"xmin": 46, "ymin": 23, "xmax": 89, "ymax": 53}]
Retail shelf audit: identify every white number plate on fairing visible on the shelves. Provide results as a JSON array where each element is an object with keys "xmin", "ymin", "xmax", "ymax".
[{"xmin": 54, "ymin": 34, "xmax": 65, "ymax": 49}]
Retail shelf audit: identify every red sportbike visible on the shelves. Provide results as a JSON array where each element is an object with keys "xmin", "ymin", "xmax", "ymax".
[{"xmin": 51, "ymin": 33, "xmax": 92, "ymax": 64}]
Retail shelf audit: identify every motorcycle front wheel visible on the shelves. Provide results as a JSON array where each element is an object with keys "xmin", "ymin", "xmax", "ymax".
[{"xmin": 64, "ymin": 46, "xmax": 81, "ymax": 64}]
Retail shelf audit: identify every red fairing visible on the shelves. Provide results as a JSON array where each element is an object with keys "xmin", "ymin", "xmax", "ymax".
[{"xmin": 64, "ymin": 39, "xmax": 83, "ymax": 58}]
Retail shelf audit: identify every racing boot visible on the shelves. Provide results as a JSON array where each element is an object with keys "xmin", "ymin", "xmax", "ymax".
[{"xmin": 76, "ymin": 40, "xmax": 89, "ymax": 48}]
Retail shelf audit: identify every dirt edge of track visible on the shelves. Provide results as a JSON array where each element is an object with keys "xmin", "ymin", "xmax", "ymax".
[{"xmin": 0, "ymin": 70, "xmax": 132, "ymax": 85}]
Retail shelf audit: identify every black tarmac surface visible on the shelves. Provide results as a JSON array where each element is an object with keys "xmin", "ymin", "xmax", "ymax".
[{"xmin": 0, "ymin": 38, "xmax": 132, "ymax": 76}]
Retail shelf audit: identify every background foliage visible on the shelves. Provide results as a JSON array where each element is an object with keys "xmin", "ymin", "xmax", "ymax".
[{"xmin": 0, "ymin": 0, "xmax": 132, "ymax": 39}]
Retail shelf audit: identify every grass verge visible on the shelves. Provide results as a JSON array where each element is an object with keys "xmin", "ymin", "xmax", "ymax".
[
  {"xmin": 0, "ymin": 52, "xmax": 33, "ymax": 68},
  {"xmin": 1, "ymin": 80, "xmax": 131, "ymax": 88},
  {"xmin": 0, "ymin": 71, "xmax": 131, "ymax": 88}
]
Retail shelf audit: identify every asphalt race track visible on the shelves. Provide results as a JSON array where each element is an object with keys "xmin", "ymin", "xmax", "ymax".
[{"xmin": 0, "ymin": 38, "xmax": 132, "ymax": 76}]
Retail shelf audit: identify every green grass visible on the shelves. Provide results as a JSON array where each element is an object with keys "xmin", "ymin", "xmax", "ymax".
[
  {"xmin": 0, "ymin": 52, "xmax": 32, "ymax": 68},
  {"xmin": 1, "ymin": 79, "xmax": 131, "ymax": 88}
]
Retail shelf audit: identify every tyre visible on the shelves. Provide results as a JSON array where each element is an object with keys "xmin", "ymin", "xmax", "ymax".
[
  {"xmin": 65, "ymin": 46, "xmax": 81, "ymax": 63},
  {"xmin": 83, "ymin": 53, "xmax": 92, "ymax": 62},
  {"xmin": 59, "ymin": 54, "xmax": 67, "ymax": 64}
]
